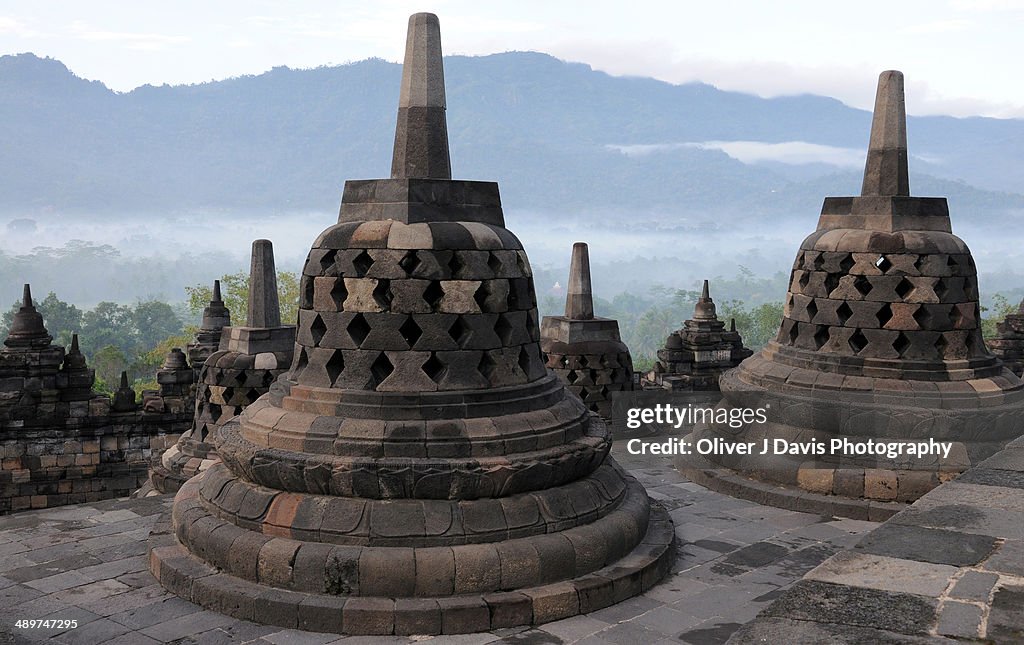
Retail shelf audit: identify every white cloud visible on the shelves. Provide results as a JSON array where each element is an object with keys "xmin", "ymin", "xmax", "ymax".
[
  {"xmin": 899, "ymin": 19, "xmax": 972, "ymax": 34},
  {"xmin": 68, "ymin": 22, "xmax": 189, "ymax": 50}
]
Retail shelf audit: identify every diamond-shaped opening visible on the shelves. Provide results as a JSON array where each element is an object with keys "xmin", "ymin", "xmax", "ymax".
[
  {"xmin": 805, "ymin": 299, "xmax": 818, "ymax": 322},
  {"xmin": 474, "ymin": 282, "xmax": 490, "ymax": 311},
  {"xmin": 448, "ymin": 252, "xmax": 465, "ymax": 278},
  {"xmin": 291, "ymin": 347, "xmax": 308, "ymax": 377},
  {"xmin": 399, "ymin": 316, "xmax": 423, "ymax": 347},
  {"xmin": 399, "ymin": 251, "xmax": 421, "ymax": 276},
  {"xmin": 895, "ymin": 278, "xmax": 914, "ymax": 300},
  {"xmin": 964, "ymin": 278, "xmax": 977, "ymax": 300},
  {"xmin": 933, "ymin": 278, "xmax": 948, "ymax": 299},
  {"xmin": 913, "ymin": 306, "xmax": 932, "ymax": 330},
  {"xmin": 487, "ymin": 252, "xmax": 502, "ymax": 275},
  {"xmin": 950, "ymin": 305, "xmax": 963, "ymax": 329},
  {"xmin": 478, "ymin": 352, "xmax": 497, "ymax": 380},
  {"xmin": 876, "ymin": 303, "xmax": 893, "ymax": 327},
  {"xmin": 246, "ymin": 387, "xmax": 262, "ymax": 402},
  {"xmin": 934, "ymin": 333, "xmax": 949, "ymax": 358},
  {"xmin": 372, "ymin": 279, "xmax": 393, "ymax": 310},
  {"xmin": 424, "ymin": 281, "xmax": 444, "ymax": 311},
  {"xmin": 422, "ymin": 353, "xmax": 445, "ymax": 383},
  {"xmin": 914, "ymin": 255, "xmax": 925, "ymax": 271},
  {"xmin": 369, "ymin": 352, "xmax": 393, "ymax": 389},
  {"xmin": 798, "ymin": 272, "xmax": 810, "ymax": 290},
  {"xmin": 812, "ymin": 253, "xmax": 825, "ymax": 271},
  {"xmin": 310, "ymin": 314, "xmax": 327, "ymax": 346},
  {"xmin": 837, "ymin": 302, "xmax": 853, "ymax": 326},
  {"xmin": 579, "ymin": 355, "xmax": 590, "ymax": 369},
  {"xmin": 347, "ymin": 313, "xmax": 371, "ymax": 346},
  {"xmin": 301, "ymin": 276, "xmax": 314, "ymax": 309},
  {"xmin": 319, "ymin": 249, "xmax": 338, "ymax": 274},
  {"xmin": 353, "ymin": 250, "xmax": 374, "ymax": 277},
  {"xmin": 494, "ymin": 314, "xmax": 513, "ymax": 345},
  {"xmin": 261, "ymin": 371, "xmax": 276, "ymax": 387},
  {"xmin": 813, "ymin": 325, "xmax": 830, "ymax": 350},
  {"xmin": 448, "ymin": 316, "xmax": 470, "ymax": 346},
  {"xmin": 848, "ymin": 329, "xmax": 869, "ymax": 354},
  {"xmin": 331, "ymin": 279, "xmax": 348, "ymax": 308},
  {"xmin": 566, "ymin": 369, "xmax": 578, "ymax": 384},
  {"xmin": 213, "ymin": 369, "xmax": 226, "ymax": 386},
  {"xmin": 947, "ymin": 255, "xmax": 958, "ymax": 269},
  {"xmin": 854, "ymin": 275, "xmax": 873, "ymax": 297},
  {"xmin": 518, "ymin": 347, "xmax": 531, "ymax": 376},
  {"xmin": 839, "ymin": 253, "xmax": 855, "ymax": 273},
  {"xmin": 824, "ymin": 273, "xmax": 841, "ymax": 296},
  {"xmin": 788, "ymin": 321, "xmax": 800, "ymax": 345},
  {"xmin": 559, "ymin": 355, "xmax": 568, "ymax": 368},
  {"xmin": 875, "ymin": 255, "xmax": 893, "ymax": 273},
  {"xmin": 324, "ymin": 351, "xmax": 344, "ymax": 385},
  {"xmin": 893, "ymin": 332, "xmax": 911, "ymax": 357}
]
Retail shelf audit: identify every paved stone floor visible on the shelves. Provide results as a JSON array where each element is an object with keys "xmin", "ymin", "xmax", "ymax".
[{"xmin": 0, "ymin": 443, "xmax": 878, "ymax": 644}]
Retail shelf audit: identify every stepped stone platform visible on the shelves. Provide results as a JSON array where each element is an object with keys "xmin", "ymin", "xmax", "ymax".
[
  {"xmin": 730, "ymin": 434, "xmax": 1024, "ymax": 643},
  {"xmin": 0, "ymin": 440, "xmax": 879, "ymax": 644}
]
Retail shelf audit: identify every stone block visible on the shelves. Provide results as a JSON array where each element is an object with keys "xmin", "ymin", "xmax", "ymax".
[
  {"xmin": 863, "ymin": 468, "xmax": 897, "ymax": 500},
  {"xmin": 343, "ymin": 597, "xmax": 394, "ymax": 635},
  {"xmin": 394, "ymin": 598, "xmax": 441, "ymax": 635}
]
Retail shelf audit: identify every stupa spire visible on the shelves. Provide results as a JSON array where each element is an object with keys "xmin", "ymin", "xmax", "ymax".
[
  {"xmin": 861, "ymin": 70, "xmax": 909, "ymax": 197},
  {"xmin": 390, "ymin": 12, "xmax": 451, "ymax": 180},
  {"xmin": 4, "ymin": 283, "xmax": 52, "ymax": 348},
  {"xmin": 564, "ymin": 242, "xmax": 594, "ymax": 319},
  {"xmin": 694, "ymin": 279, "xmax": 717, "ymax": 320},
  {"xmin": 247, "ymin": 240, "xmax": 280, "ymax": 328}
]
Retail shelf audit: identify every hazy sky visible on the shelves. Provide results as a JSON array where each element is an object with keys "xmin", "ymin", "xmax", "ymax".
[{"xmin": 1, "ymin": 0, "xmax": 1022, "ymax": 117}]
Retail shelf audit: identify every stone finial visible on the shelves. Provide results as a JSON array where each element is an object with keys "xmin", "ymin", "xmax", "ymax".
[
  {"xmin": 247, "ymin": 240, "xmax": 281, "ymax": 328},
  {"xmin": 4, "ymin": 283, "xmax": 52, "ymax": 348},
  {"xmin": 390, "ymin": 12, "xmax": 452, "ymax": 180},
  {"xmin": 730, "ymin": 318, "xmax": 737, "ymax": 332},
  {"xmin": 201, "ymin": 279, "xmax": 231, "ymax": 331},
  {"xmin": 693, "ymin": 280, "xmax": 718, "ymax": 320},
  {"xmin": 63, "ymin": 333, "xmax": 88, "ymax": 369},
  {"xmin": 564, "ymin": 242, "xmax": 594, "ymax": 320},
  {"xmin": 861, "ymin": 70, "xmax": 909, "ymax": 197},
  {"xmin": 120, "ymin": 371, "xmax": 129, "ymax": 389},
  {"xmin": 162, "ymin": 348, "xmax": 189, "ymax": 369}
]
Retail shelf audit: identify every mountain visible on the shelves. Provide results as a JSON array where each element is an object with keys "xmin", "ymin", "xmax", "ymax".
[{"xmin": 1, "ymin": 51, "xmax": 1023, "ymax": 226}]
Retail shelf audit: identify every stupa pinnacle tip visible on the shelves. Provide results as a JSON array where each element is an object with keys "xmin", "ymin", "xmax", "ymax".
[
  {"xmin": 22, "ymin": 284, "xmax": 32, "ymax": 309},
  {"xmin": 861, "ymin": 69, "xmax": 909, "ymax": 197},
  {"xmin": 391, "ymin": 11, "xmax": 451, "ymax": 180},
  {"xmin": 212, "ymin": 279, "xmax": 222, "ymax": 303},
  {"xmin": 564, "ymin": 242, "xmax": 594, "ymax": 320},
  {"xmin": 701, "ymin": 279, "xmax": 710, "ymax": 300}
]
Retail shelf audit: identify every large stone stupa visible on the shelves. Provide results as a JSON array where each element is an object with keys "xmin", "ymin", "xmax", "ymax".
[
  {"xmin": 149, "ymin": 13, "xmax": 673, "ymax": 636},
  {"xmin": 685, "ymin": 71, "xmax": 1024, "ymax": 512}
]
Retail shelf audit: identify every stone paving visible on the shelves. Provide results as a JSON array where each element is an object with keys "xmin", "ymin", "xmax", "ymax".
[
  {"xmin": 731, "ymin": 434, "xmax": 1024, "ymax": 643},
  {"xmin": 0, "ymin": 440, "xmax": 877, "ymax": 644}
]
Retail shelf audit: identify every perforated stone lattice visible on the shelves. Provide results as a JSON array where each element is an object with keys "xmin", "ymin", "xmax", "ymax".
[
  {"xmin": 292, "ymin": 221, "xmax": 547, "ymax": 392},
  {"xmin": 544, "ymin": 350, "xmax": 634, "ymax": 418},
  {"xmin": 778, "ymin": 249, "xmax": 985, "ymax": 362}
]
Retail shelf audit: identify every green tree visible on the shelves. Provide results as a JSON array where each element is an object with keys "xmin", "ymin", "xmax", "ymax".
[
  {"xmin": 186, "ymin": 270, "xmax": 300, "ymax": 326},
  {"xmin": 720, "ymin": 300, "xmax": 784, "ymax": 350},
  {"xmin": 982, "ymin": 293, "xmax": 1018, "ymax": 340},
  {"xmin": 132, "ymin": 300, "xmax": 183, "ymax": 350},
  {"xmin": 80, "ymin": 301, "xmax": 135, "ymax": 355},
  {"xmin": 91, "ymin": 344, "xmax": 129, "ymax": 395}
]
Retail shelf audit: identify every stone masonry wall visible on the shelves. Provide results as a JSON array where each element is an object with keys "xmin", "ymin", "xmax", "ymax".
[{"xmin": 0, "ymin": 412, "xmax": 189, "ymax": 514}]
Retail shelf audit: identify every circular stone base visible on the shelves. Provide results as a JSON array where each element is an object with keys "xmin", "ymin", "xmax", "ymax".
[
  {"xmin": 676, "ymin": 449, "xmax": 905, "ymax": 521},
  {"xmin": 147, "ymin": 501, "xmax": 674, "ymax": 636}
]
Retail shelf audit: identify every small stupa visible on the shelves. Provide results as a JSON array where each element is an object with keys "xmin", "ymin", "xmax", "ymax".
[
  {"xmin": 541, "ymin": 242, "xmax": 634, "ymax": 419},
  {"xmin": 989, "ymin": 299, "xmax": 1024, "ymax": 377},
  {"xmin": 148, "ymin": 240, "xmax": 294, "ymax": 494},
  {"xmin": 645, "ymin": 280, "xmax": 751, "ymax": 391}
]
